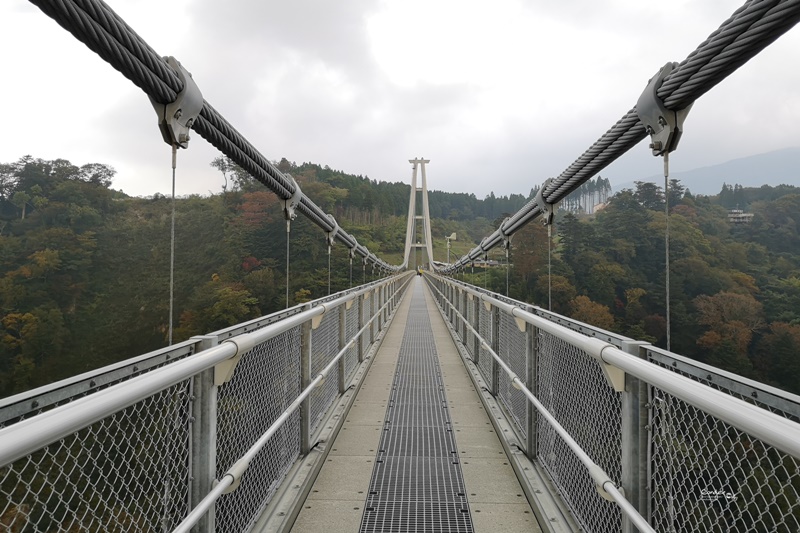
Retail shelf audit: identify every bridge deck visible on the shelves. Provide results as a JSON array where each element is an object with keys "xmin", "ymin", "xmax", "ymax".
[{"xmin": 291, "ymin": 277, "xmax": 541, "ymax": 532}]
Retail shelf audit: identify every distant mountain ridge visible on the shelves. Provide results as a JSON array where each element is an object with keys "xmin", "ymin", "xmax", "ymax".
[{"xmin": 613, "ymin": 147, "xmax": 800, "ymax": 196}]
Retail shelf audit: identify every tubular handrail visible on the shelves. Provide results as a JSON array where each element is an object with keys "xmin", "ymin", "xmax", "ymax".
[
  {"xmin": 172, "ymin": 272, "xmax": 414, "ymax": 532},
  {"xmin": 427, "ymin": 272, "xmax": 800, "ymax": 459},
  {"xmin": 0, "ymin": 272, "xmax": 413, "ymax": 468},
  {"xmin": 424, "ymin": 276, "xmax": 655, "ymax": 532}
]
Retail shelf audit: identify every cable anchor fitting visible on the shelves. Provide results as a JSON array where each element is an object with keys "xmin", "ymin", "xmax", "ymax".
[
  {"xmin": 325, "ymin": 214, "xmax": 339, "ymax": 247},
  {"xmin": 637, "ymin": 62, "xmax": 693, "ymax": 156},
  {"xmin": 499, "ymin": 217, "xmax": 512, "ymax": 250},
  {"xmin": 534, "ymin": 178, "xmax": 557, "ymax": 225},
  {"xmin": 282, "ymin": 174, "xmax": 302, "ymax": 221},
  {"xmin": 150, "ymin": 57, "xmax": 203, "ymax": 149}
]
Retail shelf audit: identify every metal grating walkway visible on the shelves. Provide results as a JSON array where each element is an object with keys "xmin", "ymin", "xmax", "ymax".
[{"xmin": 359, "ymin": 281, "xmax": 474, "ymax": 533}]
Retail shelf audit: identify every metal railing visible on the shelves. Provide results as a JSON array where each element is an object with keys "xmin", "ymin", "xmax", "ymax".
[
  {"xmin": 424, "ymin": 272, "xmax": 800, "ymax": 533},
  {"xmin": 0, "ymin": 272, "xmax": 413, "ymax": 533}
]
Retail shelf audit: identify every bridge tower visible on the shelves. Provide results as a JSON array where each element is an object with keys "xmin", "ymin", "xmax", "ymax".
[{"xmin": 403, "ymin": 158, "xmax": 436, "ymax": 270}]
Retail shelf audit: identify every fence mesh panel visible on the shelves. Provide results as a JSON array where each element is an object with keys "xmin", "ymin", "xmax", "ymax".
[
  {"xmin": 498, "ymin": 312, "xmax": 528, "ymax": 437},
  {"xmin": 477, "ymin": 304, "xmax": 493, "ymax": 383},
  {"xmin": 536, "ymin": 330, "xmax": 622, "ymax": 533},
  {"xmin": 465, "ymin": 298, "xmax": 476, "ymax": 361},
  {"xmin": 311, "ymin": 307, "xmax": 341, "ymax": 435},
  {"xmin": 345, "ymin": 303, "xmax": 360, "ymax": 381},
  {"xmin": 362, "ymin": 294, "xmax": 372, "ymax": 347},
  {"xmin": 0, "ymin": 345, "xmax": 195, "ymax": 430},
  {"xmin": 0, "ymin": 381, "xmax": 192, "ymax": 532},
  {"xmin": 648, "ymin": 358, "xmax": 800, "ymax": 533},
  {"xmin": 216, "ymin": 327, "xmax": 301, "ymax": 533}
]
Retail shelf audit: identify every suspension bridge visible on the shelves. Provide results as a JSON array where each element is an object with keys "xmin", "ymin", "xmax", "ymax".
[{"xmin": 2, "ymin": 1, "xmax": 800, "ymax": 532}]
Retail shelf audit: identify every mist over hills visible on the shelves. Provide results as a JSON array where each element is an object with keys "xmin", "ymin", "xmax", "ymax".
[{"xmin": 613, "ymin": 147, "xmax": 800, "ymax": 196}]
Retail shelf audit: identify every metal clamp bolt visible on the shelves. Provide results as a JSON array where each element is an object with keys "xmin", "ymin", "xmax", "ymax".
[
  {"xmin": 636, "ymin": 62, "xmax": 693, "ymax": 156},
  {"xmin": 282, "ymin": 174, "xmax": 302, "ymax": 221},
  {"xmin": 150, "ymin": 56, "xmax": 203, "ymax": 149}
]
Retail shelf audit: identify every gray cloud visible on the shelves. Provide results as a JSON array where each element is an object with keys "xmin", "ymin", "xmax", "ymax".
[{"xmin": 1, "ymin": 0, "xmax": 798, "ymax": 201}]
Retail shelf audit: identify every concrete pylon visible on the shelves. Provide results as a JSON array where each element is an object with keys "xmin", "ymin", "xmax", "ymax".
[{"xmin": 403, "ymin": 158, "xmax": 436, "ymax": 270}]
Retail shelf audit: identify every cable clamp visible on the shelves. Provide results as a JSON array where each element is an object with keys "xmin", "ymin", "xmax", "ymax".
[
  {"xmin": 499, "ymin": 217, "xmax": 512, "ymax": 249},
  {"xmin": 637, "ymin": 62, "xmax": 693, "ymax": 156},
  {"xmin": 282, "ymin": 174, "xmax": 302, "ymax": 221},
  {"xmin": 150, "ymin": 57, "xmax": 203, "ymax": 149},
  {"xmin": 326, "ymin": 214, "xmax": 339, "ymax": 246},
  {"xmin": 534, "ymin": 178, "xmax": 556, "ymax": 225}
]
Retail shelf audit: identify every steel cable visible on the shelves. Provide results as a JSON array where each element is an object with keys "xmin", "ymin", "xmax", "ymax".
[
  {"xmin": 25, "ymin": 0, "xmax": 800, "ymax": 273},
  {"xmin": 29, "ymin": 0, "xmax": 397, "ymax": 270},
  {"xmin": 29, "ymin": 0, "xmax": 179, "ymax": 103},
  {"xmin": 448, "ymin": 0, "xmax": 800, "ymax": 272}
]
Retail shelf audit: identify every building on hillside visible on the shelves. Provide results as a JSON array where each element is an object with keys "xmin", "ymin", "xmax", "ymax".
[{"xmin": 728, "ymin": 209, "xmax": 754, "ymax": 224}]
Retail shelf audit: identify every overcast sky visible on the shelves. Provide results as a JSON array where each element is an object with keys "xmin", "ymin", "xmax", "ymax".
[{"xmin": 1, "ymin": 0, "xmax": 798, "ymax": 199}]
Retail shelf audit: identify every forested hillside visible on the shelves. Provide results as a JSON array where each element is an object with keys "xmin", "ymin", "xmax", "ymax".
[
  {"xmin": 491, "ymin": 180, "xmax": 800, "ymax": 395},
  {"xmin": 0, "ymin": 156, "xmax": 525, "ymax": 395},
  {"xmin": 1, "ymin": 156, "xmax": 798, "ymax": 397}
]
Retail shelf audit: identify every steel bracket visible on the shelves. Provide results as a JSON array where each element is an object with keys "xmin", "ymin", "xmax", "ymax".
[
  {"xmin": 499, "ymin": 217, "xmax": 512, "ymax": 248},
  {"xmin": 214, "ymin": 353, "xmax": 242, "ymax": 386},
  {"xmin": 311, "ymin": 306, "xmax": 326, "ymax": 330},
  {"xmin": 598, "ymin": 346, "xmax": 625, "ymax": 392},
  {"xmin": 637, "ymin": 62, "xmax": 693, "ymax": 156},
  {"xmin": 534, "ymin": 178, "xmax": 557, "ymax": 226},
  {"xmin": 150, "ymin": 57, "xmax": 203, "ymax": 149},
  {"xmin": 282, "ymin": 174, "xmax": 302, "ymax": 221},
  {"xmin": 326, "ymin": 214, "xmax": 339, "ymax": 246}
]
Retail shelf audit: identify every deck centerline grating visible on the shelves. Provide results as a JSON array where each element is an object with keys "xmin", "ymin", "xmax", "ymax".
[{"xmin": 359, "ymin": 280, "xmax": 474, "ymax": 533}]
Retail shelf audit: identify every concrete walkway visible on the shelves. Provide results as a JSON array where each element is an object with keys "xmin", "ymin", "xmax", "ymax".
[{"xmin": 291, "ymin": 277, "xmax": 541, "ymax": 532}]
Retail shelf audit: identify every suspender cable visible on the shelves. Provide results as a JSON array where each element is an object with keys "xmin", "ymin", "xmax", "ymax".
[
  {"xmin": 548, "ymin": 224, "xmax": 553, "ymax": 312},
  {"xmin": 664, "ymin": 153, "xmax": 671, "ymax": 351},
  {"xmin": 168, "ymin": 145, "xmax": 177, "ymax": 345},
  {"xmin": 285, "ymin": 221, "xmax": 291, "ymax": 308}
]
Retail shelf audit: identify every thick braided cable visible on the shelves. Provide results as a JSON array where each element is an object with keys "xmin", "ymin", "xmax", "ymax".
[
  {"xmin": 24, "ymin": 0, "xmax": 800, "ymax": 273},
  {"xmin": 29, "ymin": 0, "xmax": 179, "ymax": 102},
  {"xmin": 28, "ymin": 0, "xmax": 394, "ymax": 269},
  {"xmin": 449, "ymin": 0, "xmax": 800, "ymax": 272}
]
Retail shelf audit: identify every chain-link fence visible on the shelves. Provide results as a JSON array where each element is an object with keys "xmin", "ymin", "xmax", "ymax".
[
  {"xmin": 215, "ymin": 328, "xmax": 301, "ymax": 532},
  {"xmin": 536, "ymin": 330, "xmax": 623, "ymax": 532},
  {"xmin": 0, "ymin": 342, "xmax": 197, "ymax": 430},
  {"xmin": 0, "ymin": 277, "xmax": 407, "ymax": 533},
  {"xmin": 648, "ymin": 349, "xmax": 800, "ymax": 533},
  {"xmin": 427, "ymin": 274, "xmax": 800, "ymax": 533},
  {"xmin": 344, "ymin": 302, "xmax": 360, "ymax": 382},
  {"xmin": 497, "ymin": 312, "xmax": 529, "ymax": 437},
  {"xmin": 477, "ymin": 303, "xmax": 493, "ymax": 383},
  {"xmin": 0, "ymin": 380, "xmax": 193, "ymax": 532},
  {"xmin": 310, "ymin": 307, "xmax": 341, "ymax": 436}
]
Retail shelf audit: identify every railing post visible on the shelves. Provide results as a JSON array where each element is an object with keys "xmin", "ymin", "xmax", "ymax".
[
  {"xmin": 526, "ymin": 322, "xmax": 538, "ymax": 460},
  {"xmin": 338, "ymin": 303, "xmax": 346, "ymax": 394},
  {"xmin": 461, "ymin": 289, "xmax": 468, "ymax": 342},
  {"xmin": 472, "ymin": 296, "xmax": 481, "ymax": 367},
  {"xmin": 378, "ymin": 284, "xmax": 384, "ymax": 332},
  {"xmin": 621, "ymin": 340, "xmax": 651, "ymax": 533},
  {"xmin": 357, "ymin": 293, "xmax": 365, "ymax": 362},
  {"xmin": 189, "ymin": 335, "xmax": 218, "ymax": 533},
  {"xmin": 449, "ymin": 285, "xmax": 456, "ymax": 326},
  {"xmin": 370, "ymin": 289, "xmax": 376, "ymax": 345},
  {"xmin": 490, "ymin": 305, "xmax": 500, "ymax": 396},
  {"xmin": 300, "ymin": 308, "xmax": 313, "ymax": 455}
]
